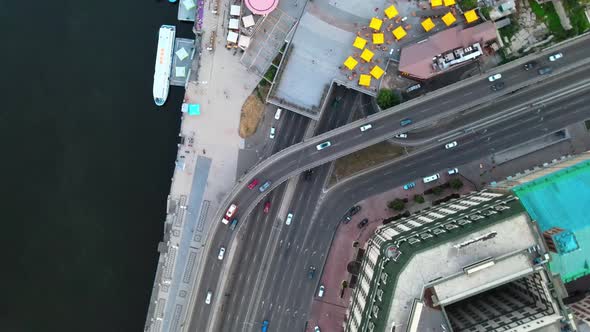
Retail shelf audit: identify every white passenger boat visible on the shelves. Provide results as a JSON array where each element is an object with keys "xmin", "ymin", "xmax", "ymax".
[{"xmin": 153, "ymin": 25, "xmax": 176, "ymax": 106}]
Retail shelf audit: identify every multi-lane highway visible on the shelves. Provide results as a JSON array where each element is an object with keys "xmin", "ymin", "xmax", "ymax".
[{"xmin": 187, "ymin": 33, "xmax": 590, "ymax": 332}]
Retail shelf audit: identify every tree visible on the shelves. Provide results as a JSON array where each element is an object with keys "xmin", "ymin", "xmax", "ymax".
[
  {"xmin": 414, "ymin": 194, "xmax": 425, "ymax": 204},
  {"xmin": 376, "ymin": 89, "xmax": 401, "ymax": 109},
  {"xmin": 432, "ymin": 186, "xmax": 443, "ymax": 196},
  {"xmin": 450, "ymin": 178, "xmax": 464, "ymax": 190},
  {"xmin": 459, "ymin": 0, "xmax": 478, "ymax": 11},
  {"xmin": 387, "ymin": 198, "xmax": 405, "ymax": 211}
]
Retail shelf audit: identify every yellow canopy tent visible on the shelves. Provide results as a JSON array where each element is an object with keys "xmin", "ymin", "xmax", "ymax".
[
  {"xmin": 372, "ymin": 33, "xmax": 384, "ymax": 45},
  {"xmin": 443, "ymin": 0, "xmax": 456, "ymax": 6},
  {"xmin": 384, "ymin": 5, "xmax": 399, "ymax": 19},
  {"xmin": 370, "ymin": 65, "xmax": 385, "ymax": 79},
  {"xmin": 369, "ymin": 17, "xmax": 383, "ymax": 31},
  {"xmin": 421, "ymin": 18, "xmax": 435, "ymax": 32},
  {"xmin": 442, "ymin": 12, "xmax": 456, "ymax": 26},
  {"xmin": 464, "ymin": 9, "xmax": 479, "ymax": 23},
  {"xmin": 343, "ymin": 56, "xmax": 358, "ymax": 70},
  {"xmin": 431, "ymin": 0, "xmax": 442, "ymax": 7},
  {"xmin": 353, "ymin": 36, "xmax": 367, "ymax": 49},
  {"xmin": 392, "ymin": 26, "xmax": 407, "ymax": 40},
  {"xmin": 359, "ymin": 74, "xmax": 372, "ymax": 87},
  {"xmin": 360, "ymin": 48, "xmax": 374, "ymax": 62}
]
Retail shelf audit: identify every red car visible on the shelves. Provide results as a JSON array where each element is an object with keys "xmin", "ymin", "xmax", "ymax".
[
  {"xmin": 263, "ymin": 201, "xmax": 271, "ymax": 214},
  {"xmin": 248, "ymin": 179, "xmax": 259, "ymax": 190}
]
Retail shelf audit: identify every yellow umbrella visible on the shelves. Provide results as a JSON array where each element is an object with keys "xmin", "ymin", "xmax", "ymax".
[
  {"xmin": 421, "ymin": 18, "xmax": 435, "ymax": 32},
  {"xmin": 353, "ymin": 36, "xmax": 367, "ymax": 49},
  {"xmin": 360, "ymin": 48, "xmax": 374, "ymax": 62},
  {"xmin": 431, "ymin": 0, "xmax": 442, "ymax": 7},
  {"xmin": 384, "ymin": 5, "xmax": 399, "ymax": 19},
  {"xmin": 369, "ymin": 17, "xmax": 383, "ymax": 31},
  {"xmin": 373, "ymin": 33, "xmax": 384, "ymax": 45},
  {"xmin": 343, "ymin": 56, "xmax": 358, "ymax": 70},
  {"xmin": 370, "ymin": 65, "xmax": 385, "ymax": 79},
  {"xmin": 442, "ymin": 12, "xmax": 456, "ymax": 26},
  {"xmin": 464, "ymin": 9, "xmax": 479, "ymax": 23},
  {"xmin": 359, "ymin": 74, "xmax": 372, "ymax": 87},
  {"xmin": 392, "ymin": 26, "xmax": 407, "ymax": 40},
  {"xmin": 444, "ymin": 0, "xmax": 456, "ymax": 6}
]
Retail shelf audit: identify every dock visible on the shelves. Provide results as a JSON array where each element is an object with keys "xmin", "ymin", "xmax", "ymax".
[{"xmin": 170, "ymin": 38, "xmax": 195, "ymax": 87}]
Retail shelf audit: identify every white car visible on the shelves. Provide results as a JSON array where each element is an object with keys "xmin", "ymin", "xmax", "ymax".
[
  {"xmin": 269, "ymin": 127, "xmax": 276, "ymax": 139},
  {"xmin": 205, "ymin": 291, "xmax": 212, "ymax": 304},
  {"xmin": 274, "ymin": 108, "xmax": 282, "ymax": 120},
  {"xmin": 549, "ymin": 53, "xmax": 563, "ymax": 61},
  {"xmin": 448, "ymin": 168, "xmax": 459, "ymax": 175},
  {"xmin": 360, "ymin": 124, "xmax": 373, "ymax": 132},
  {"xmin": 218, "ymin": 247, "xmax": 226, "ymax": 260},
  {"xmin": 394, "ymin": 133, "xmax": 408, "ymax": 138},
  {"xmin": 316, "ymin": 141, "xmax": 331, "ymax": 150},
  {"xmin": 445, "ymin": 141, "xmax": 458, "ymax": 149},
  {"xmin": 488, "ymin": 73, "xmax": 502, "ymax": 82},
  {"xmin": 285, "ymin": 213, "xmax": 293, "ymax": 225},
  {"xmin": 318, "ymin": 285, "xmax": 325, "ymax": 297},
  {"xmin": 314, "ymin": 326, "xmax": 321, "ymax": 332}
]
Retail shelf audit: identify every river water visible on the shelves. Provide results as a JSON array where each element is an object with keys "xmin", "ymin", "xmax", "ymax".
[{"xmin": 1, "ymin": 1, "xmax": 192, "ymax": 330}]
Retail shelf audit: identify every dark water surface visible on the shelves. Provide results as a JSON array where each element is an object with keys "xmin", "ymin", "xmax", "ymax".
[{"xmin": 1, "ymin": 1, "xmax": 191, "ymax": 330}]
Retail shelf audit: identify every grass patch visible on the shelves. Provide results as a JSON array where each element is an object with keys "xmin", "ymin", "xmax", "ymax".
[
  {"xmin": 239, "ymin": 92, "xmax": 266, "ymax": 138},
  {"xmin": 529, "ymin": 0, "xmax": 567, "ymax": 39},
  {"xmin": 458, "ymin": 0, "xmax": 478, "ymax": 11},
  {"xmin": 564, "ymin": 0, "xmax": 590, "ymax": 34},
  {"xmin": 264, "ymin": 65, "xmax": 278, "ymax": 83},
  {"xmin": 498, "ymin": 16, "xmax": 519, "ymax": 44},
  {"xmin": 329, "ymin": 142, "xmax": 405, "ymax": 185}
]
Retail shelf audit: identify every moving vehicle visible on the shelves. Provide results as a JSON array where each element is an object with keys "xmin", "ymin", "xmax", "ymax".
[
  {"xmin": 218, "ymin": 247, "xmax": 226, "ymax": 260},
  {"xmin": 538, "ymin": 67, "xmax": 553, "ymax": 75},
  {"xmin": 259, "ymin": 181, "xmax": 272, "ymax": 192},
  {"xmin": 448, "ymin": 168, "xmax": 459, "ymax": 175},
  {"xmin": 222, "ymin": 204, "xmax": 238, "ymax": 224},
  {"xmin": 314, "ymin": 326, "xmax": 321, "ymax": 332},
  {"xmin": 490, "ymin": 82, "xmax": 505, "ymax": 91},
  {"xmin": 261, "ymin": 320, "xmax": 269, "ymax": 332},
  {"xmin": 318, "ymin": 285, "xmax": 325, "ymax": 297},
  {"xmin": 316, "ymin": 141, "xmax": 331, "ymax": 150},
  {"xmin": 153, "ymin": 25, "xmax": 176, "ymax": 106},
  {"xmin": 229, "ymin": 218, "xmax": 238, "ymax": 230},
  {"xmin": 400, "ymin": 118, "xmax": 413, "ymax": 126},
  {"xmin": 248, "ymin": 179, "xmax": 259, "ymax": 190},
  {"xmin": 342, "ymin": 205, "xmax": 361, "ymax": 223},
  {"xmin": 303, "ymin": 170, "xmax": 313, "ymax": 181},
  {"xmin": 269, "ymin": 127, "xmax": 276, "ymax": 139},
  {"xmin": 308, "ymin": 266, "xmax": 316, "ymax": 279},
  {"xmin": 205, "ymin": 291, "xmax": 212, "ymax": 304},
  {"xmin": 358, "ymin": 218, "xmax": 369, "ymax": 229},
  {"xmin": 394, "ymin": 133, "xmax": 408, "ymax": 138},
  {"xmin": 549, "ymin": 52, "xmax": 563, "ymax": 61},
  {"xmin": 423, "ymin": 173, "xmax": 440, "ymax": 183},
  {"xmin": 403, "ymin": 182, "xmax": 416, "ymax": 190},
  {"xmin": 263, "ymin": 201, "xmax": 271, "ymax": 214},
  {"xmin": 274, "ymin": 108, "xmax": 282, "ymax": 120},
  {"xmin": 285, "ymin": 213, "xmax": 293, "ymax": 225},
  {"xmin": 488, "ymin": 73, "xmax": 502, "ymax": 82},
  {"xmin": 360, "ymin": 124, "xmax": 373, "ymax": 132},
  {"xmin": 523, "ymin": 62, "xmax": 537, "ymax": 71},
  {"xmin": 445, "ymin": 141, "xmax": 458, "ymax": 149}
]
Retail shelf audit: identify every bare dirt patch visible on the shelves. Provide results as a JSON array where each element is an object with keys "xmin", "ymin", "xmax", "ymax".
[{"xmin": 239, "ymin": 89, "xmax": 266, "ymax": 138}]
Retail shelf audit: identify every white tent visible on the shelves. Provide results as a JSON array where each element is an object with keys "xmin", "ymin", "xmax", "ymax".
[
  {"xmin": 238, "ymin": 35, "xmax": 251, "ymax": 49},
  {"xmin": 229, "ymin": 18, "xmax": 239, "ymax": 30},
  {"xmin": 227, "ymin": 31, "xmax": 239, "ymax": 43},
  {"xmin": 242, "ymin": 15, "xmax": 255, "ymax": 28},
  {"xmin": 230, "ymin": 5, "xmax": 241, "ymax": 16}
]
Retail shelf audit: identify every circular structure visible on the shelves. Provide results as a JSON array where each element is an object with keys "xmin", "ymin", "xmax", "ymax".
[
  {"xmin": 385, "ymin": 244, "xmax": 401, "ymax": 261},
  {"xmin": 245, "ymin": 0, "xmax": 279, "ymax": 15}
]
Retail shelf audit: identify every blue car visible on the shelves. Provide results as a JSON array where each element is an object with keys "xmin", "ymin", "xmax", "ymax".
[
  {"xmin": 403, "ymin": 182, "xmax": 416, "ymax": 190},
  {"xmin": 262, "ymin": 320, "xmax": 269, "ymax": 332},
  {"xmin": 259, "ymin": 181, "xmax": 272, "ymax": 193},
  {"xmin": 400, "ymin": 118, "xmax": 412, "ymax": 126}
]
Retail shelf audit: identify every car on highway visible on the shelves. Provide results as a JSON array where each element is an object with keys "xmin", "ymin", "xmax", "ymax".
[
  {"xmin": 423, "ymin": 173, "xmax": 440, "ymax": 183},
  {"xmin": 394, "ymin": 133, "xmax": 408, "ymax": 138},
  {"xmin": 403, "ymin": 182, "xmax": 416, "ymax": 190},
  {"xmin": 488, "ymin": 73, "xmax": 502, "ymax": 82},
  {"xmin": 358, "ymin": 218, "xmax": 369, "ymax": 229},
  {"xmin": 263, "ymin": 201, "xmax": 271, "ymax": 214},
  {"xmin": 360, "ymin": 124, "xmax": 373, "ymax": 132},
  {"xmin": 218, "ymin": 247, "xmax": 226, "ymax": 260},
  {"xmin": 490, "ymin": 82, "xmax": 505, "ymax": 91},
  {"xmin": 262, "ymin": 320, "xmax": 269, "ymax": 332},
  {"xmin": 316, "ymin": 141, "xmax": 331, "ymax": 150},
  {"xmin": 342, "ymin": 205, "xmax": 361, "ymax": 223},
  {"xmin": 318, "ymin": 285, "xmax": 325, "ymax": 297},
  {"xmin": 259, "ymin": 181, "xmax": 272, "ymax": 192},
  {"xmin": 229, "ymin": 218, "xmax": 238, "ymax": 230},
  {"xmin": 248, "ymin": 179, "xmax": 259, "ymax": 190},
  {"xmin": 308, "ymin": 266, "xmax": 316, "ymax": 279},
  {"xmin": 285, "ymin": 212, "xmax": 293, "ymax": 225},
  {"xmin": 274, "ymin": 108, "xmax": 282, "ymax": 120},
  {"xmin": 523, "ymin": 62, "xmax": 537, "ymax": 71},
  {"xmin": 400, "ymin": 118, "xmax": 412, "ymax": 126},
  {"xmin": 314, "ymin": 326, "xmax": 321, "ymax": 332},
  {"xmin": 303, "ymin": 169, "xmax": 313, "ymax": 181},
  {"xmin": 549, "ymin": 52, "xmax": 563, "ymax": 61},
  {"xmin": 448, "ymin": 168, "xmax": 459, "ymax": 175},
  {"xmin": 205, "ymin": 290, "xmax": 212, "ymax": 304},
  {"xmin": 222, "ymin": 204, "xmax": 238, "ymax": 224},
  {"xmin": 538, "ymin": 67, "xmax": 553, "ymax": 75},
  {"xmin": 269, "ymin": 127, "xmax": 276, "ymax": 139},
  {"xmin": 445, "ymin": 141, "xmax": 458, "ymax": 149}
]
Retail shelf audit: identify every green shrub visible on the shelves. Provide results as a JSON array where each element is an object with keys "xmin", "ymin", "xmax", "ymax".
[
  {"xmin": 387, "ymin": 198, "xmax": 405, "ymax": 211},
  {"xmin": 414, "ymin": 195, "xmax": 425, "ymax": 204},
  {"xmin": 450, "ymin": 178, "xmax": 464, "ymax": 190},
  {"xmin": 376, "ymin": 89, "xmax": 400, "ymax": 109}
]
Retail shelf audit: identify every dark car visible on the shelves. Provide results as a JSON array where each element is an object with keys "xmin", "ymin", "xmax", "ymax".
[
  {"xmin": 229, "ymin": 218, "xmax": 238, "ymax": 230},
  {"xmin": 358, "ymin": 218, "xmax": 369, "ymax": 229},
  {"xmin": 523, "ymin": 61, "xmax": 537, "ymax": 71},
  {"xmin": 538, "ymin": 67, "xmax": 553, "ymax": 75},
  {"xmin": 490, "ymin": 82, "xmax": 505, "ymax": 91},
  {"xmin": 308, "ymin": 266, "xmax": 316, "ymax": 279},
  {"xmin": 349, "ymin": 205, "xmax": 361, "ymax": 216},
  {"xmin": 303, "ymin": 170, "xmax": 313, "ymax": 181}
]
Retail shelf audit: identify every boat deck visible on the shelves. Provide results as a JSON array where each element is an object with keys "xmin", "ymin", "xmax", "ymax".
[{"xmin": 170, "ymin": 38, "xmax": 195, "ymax": 87}]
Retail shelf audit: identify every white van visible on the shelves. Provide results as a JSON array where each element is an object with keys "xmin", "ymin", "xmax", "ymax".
[
  {"xmin": 205, "ymin": 291, "xmax": 212, "ymax": 304},
  {"xmin": 274, "ymin": 108, "xmax": 282, "ymax": 120},
  {"xmin": 423, "ymin": 173, "xmax": 440, "ymax": 183}
]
